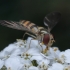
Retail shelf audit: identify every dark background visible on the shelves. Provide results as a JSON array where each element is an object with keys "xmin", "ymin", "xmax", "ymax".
[{"xmin": 0, "ymin": 0, "xmax": 70, "ymax": 51}]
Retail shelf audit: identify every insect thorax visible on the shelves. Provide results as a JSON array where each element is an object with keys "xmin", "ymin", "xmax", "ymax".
[
  {"xmin": 38, "ymin": 27, "xmax": 48, "ymax": 34},
  {"xmin": 36, "ymin": 27, "xmax": 49, "ymax": 42}
]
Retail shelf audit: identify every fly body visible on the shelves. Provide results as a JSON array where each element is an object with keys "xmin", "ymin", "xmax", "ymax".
[{"xmin": 0, "ymin": 12, "xmax": 61, "ymax": 53}]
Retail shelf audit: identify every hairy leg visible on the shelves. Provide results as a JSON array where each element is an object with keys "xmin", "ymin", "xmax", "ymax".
[{"xmin": 23, "ymin": 32, "xmax": 36, "ymax": 39}]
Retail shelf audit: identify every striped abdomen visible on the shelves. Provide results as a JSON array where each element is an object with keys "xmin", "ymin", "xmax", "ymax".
[{"xmin": 20, "ymin": 20, "xmax": 38, "ymax": 33}]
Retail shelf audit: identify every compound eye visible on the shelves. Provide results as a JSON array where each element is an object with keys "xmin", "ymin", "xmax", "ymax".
[{"xmin": 43, "ymin": 34, "xmax": 50, "ymax": 45}]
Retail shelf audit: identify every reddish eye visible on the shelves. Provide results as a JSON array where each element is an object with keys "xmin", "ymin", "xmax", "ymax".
[{"xmin": 43, "ymin": 34, "xmax": 50, "ymax": 45}]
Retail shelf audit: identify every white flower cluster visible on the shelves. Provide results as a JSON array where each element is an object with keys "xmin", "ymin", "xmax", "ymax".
[{"xmin": 0, "ymin": 37, "xmax": 70, "ymax": 70}]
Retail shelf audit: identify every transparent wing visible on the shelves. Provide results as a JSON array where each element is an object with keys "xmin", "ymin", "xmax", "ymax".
[
  {"xmin": 44, "ymin": 12, "xmax": 61, "ymax": 31},
  {"xmin": 0, "ymin": 20, "xmax": 35, "ymax": 34}
]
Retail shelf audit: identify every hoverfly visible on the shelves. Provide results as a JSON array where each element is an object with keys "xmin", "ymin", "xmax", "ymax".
[{"xmin": 0, "ymin": 12, "xmax": 61, "ymax": 53}]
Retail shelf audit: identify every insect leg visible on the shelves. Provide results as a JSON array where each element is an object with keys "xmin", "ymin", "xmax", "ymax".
[
  {"xmin": 38, "ymin": 41, "xmax": 43, "ymax": 53},
  {"xmin": 23, "ymin": 32, "xmax": 37, "ymax": 51},
  {"xmin": 29, "ymin": 38, "xmax": 35, "ymax": 48},
  {"xmin": 42, "ymin": 44, "xmax": 49, "ymax": 54},
  {"xmin": 25, "ymin": 37, "xmax": 43, "ymax": 52},
  {"xmin": 25, "ymin": 38, "xmax": 37, "ymax": 52},
  {"xmin": 28, "ymin": 39, "xmax": 42, "ymax": 52},
  {"xmin": 23, "ymin": 32, "xmax": 36, "ymax": 39}
]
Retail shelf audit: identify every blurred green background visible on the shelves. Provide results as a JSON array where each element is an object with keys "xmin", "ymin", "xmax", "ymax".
[{"xmin": 0, "ymin": 0, "xmax": 70, "ymax": 51}]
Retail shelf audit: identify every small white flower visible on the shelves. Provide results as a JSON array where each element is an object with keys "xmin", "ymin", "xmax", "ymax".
[
  {"xmin": 15, "ymin": 39, "xmax": 26, "ymax": 48},
  {"xmin": 3, "ymin": 43, "xmax": 18, "ymax": 53},
  {"xmin": 21, "ymin": 52, "xmax": 32, "ymax": 59},
  {"xmin": 30, "ymin": 53, "xmax": 44, "ymax": 63},
  {"xmin": 0, "ymin": 51, "xmax": 10, "ymax": 61},
  {"xmin": 0, "ymin": 59, "xmax": 4, "ymax": 69},
  {"xmin": 5, "ymin": 56, "xmax": 23, "ymax": 70},
  {"xmin": 38, "ymin": 59, "xmax": 50, "ymax": 70},
  {"xmin": 0, "ymin": 43, "xmax": 20, "ymax": 59},
  {"xmin": 57, "ymin": 52, "xmax": 65, "ymax": 63},
  {"xmin": 20, "ymin": 58, "xmax": 32, "ymax": 64},
  {"xmin": 47, "ymin": 47, "xmax": 60, "ymax": 59},
  {"xmin": 20, "ymin": 59, "xmax": 32, "ymax": 70},
  {"xmin": 15, "ymin": 39, "xmax": 27, "ymax": 52},
  {"xmin": 21, "ymin": 47, "xmax": 41, "ymax": 59},
  {"xmin": 10, "ymin": 48, "xmax": 22, "ymax": 57},
  {"xmin": 64, "ymin": 65, "xmax": 70, "ymax": 70},
  {"xmin": 48, "ymin": 63, "xmax": 64, "ymax": 70},
  {"xmin": 29, "ymin": 66, "xmax": 39, "ymax": 70},
  {"xmin": 64, "ymin": 49, "xmax": 70, "ymax": 63}
]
